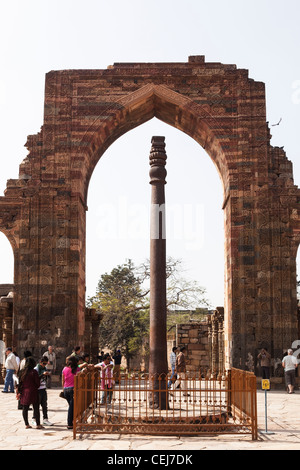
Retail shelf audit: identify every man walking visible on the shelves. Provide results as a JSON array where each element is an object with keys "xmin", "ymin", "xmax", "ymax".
[
  {"xmin": 2, "ymin": 348, "xmax": 18, "ymax": 393},
  {"xmin": 175, "ymin": 347, "xmax": 190, "ymax": 396},
  {"xmin": 282, "ymin": 349, "xmax": 298, "ymax": 394},
  {"xmin": 112, "ymin": 350, "xmax": 122, "ymax": 384}
]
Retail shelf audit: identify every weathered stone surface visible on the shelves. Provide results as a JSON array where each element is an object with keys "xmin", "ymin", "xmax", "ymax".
[{"xmin": 0, "ymin": 56, "xmax": 299, "ymax": 370}]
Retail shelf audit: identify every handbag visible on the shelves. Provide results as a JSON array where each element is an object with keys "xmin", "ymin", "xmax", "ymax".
[{"xmin": 59, "ymin": 391, "xmax": 66, "ymax": 399}]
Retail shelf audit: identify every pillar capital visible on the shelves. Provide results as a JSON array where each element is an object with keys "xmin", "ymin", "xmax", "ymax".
[{"xmin": 149, "ymin": 136, "xmax": 167, "ymax": 185}]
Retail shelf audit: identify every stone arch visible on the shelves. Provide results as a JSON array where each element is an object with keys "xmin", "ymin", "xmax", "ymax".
[
  {"xmin": 0, "ymin": 56, "xmax": 299, "ymax": 370},
  {"xmin": 0, "ymin": 209, "xmax": 18, "ymax": 294},
  {"xmin": 0, "ymin": 211, "xmax": 19, "ymax": 254},
  {"xmin": 79, "ymin": 84, "xmax": 230, "ymax": 204}
]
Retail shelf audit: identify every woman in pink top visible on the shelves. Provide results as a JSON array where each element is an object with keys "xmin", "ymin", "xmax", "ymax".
[{"xmin": 62, "ymin": 356, "xmax": 81, "ymax": 429}]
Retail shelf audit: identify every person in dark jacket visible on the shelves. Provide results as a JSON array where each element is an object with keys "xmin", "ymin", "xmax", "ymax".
[
  {"xmin": 113, "ymin": 350, "xmax": 122, "ymax": 383},
  {"xmin": 16, "ymin": 357, "xmax": 43, "ymax": 429}
]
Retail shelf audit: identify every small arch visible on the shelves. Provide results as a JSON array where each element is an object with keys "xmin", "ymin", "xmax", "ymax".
[{"xmin": 0, "ymin": 231, "xmax": 14, "ymax": 284}]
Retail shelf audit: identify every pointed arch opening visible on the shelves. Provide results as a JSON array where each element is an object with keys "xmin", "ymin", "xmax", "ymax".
[
  {"xmin": 80, "ymin": 84, "xmax": 231, "ymax": 207},
  {"xmin": 0, "ymin": 230, "xmax": 14, "ymax": 356},
  {"xmin": 81, "ymin": 84, "xmax": 232, "ymax": 366},
  {"xmin": 86, "ymin": 117, "xmax": 225, "ymax": 313},
  {"xmin": 0, "ymin": 231, "xmax": 14, "ymax": 285}
]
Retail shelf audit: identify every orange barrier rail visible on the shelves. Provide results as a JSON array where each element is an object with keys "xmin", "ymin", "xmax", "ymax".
[{"xmin": 73, "ymin": 368, "xmax": 257, "ymax": 440}]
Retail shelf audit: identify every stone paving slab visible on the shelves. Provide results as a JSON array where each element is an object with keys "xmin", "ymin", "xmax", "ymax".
[{"xmin": 0, "ymin": 385, "xmax": 299, "ymax": 451}]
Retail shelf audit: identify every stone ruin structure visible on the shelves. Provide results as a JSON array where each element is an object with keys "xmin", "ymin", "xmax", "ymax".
[
  {"xmin": 0, "ymin": 56, "xmax": 300, "ymax": 372},
  {"xmin": 174, "ymin": 307, "xmax": 225, "ymax": 373}
]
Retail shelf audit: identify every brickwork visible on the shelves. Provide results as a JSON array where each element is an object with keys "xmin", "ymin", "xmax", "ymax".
[
  {"xmin": 176, "ymin": 322, "xmax": 210, "ymax": 371},
  {"xmin": 176, "ymin": 309, "xmax": 224, "ymax": 373},
  {"xmin": 0, "ymin": 56, "xmax": 299, "ymax": 370}
]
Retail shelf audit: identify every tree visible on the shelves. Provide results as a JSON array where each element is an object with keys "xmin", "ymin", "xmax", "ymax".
[
  {"xmin": 87, "ymin": 260, "xmax": 149, "ymax": 365},
  {"xmin": 137, "ymin": 256, "xmax": 211, "ymax": 329},
  {"xmin": 87, "ymin": 257, "xmax": 211, "ymax": 365}
]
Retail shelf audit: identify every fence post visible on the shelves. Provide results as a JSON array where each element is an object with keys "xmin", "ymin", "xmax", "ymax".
[
  {"xmin": 73, "ymin": 375, "xmax": 77, "ymax": 440},
  {"xmin": 227, "ymin": 369, "xmax": 232, "ymax": 416},
  {"xmin": 253, "ymin": 379, "xmax": 258, "ymax": 440}
]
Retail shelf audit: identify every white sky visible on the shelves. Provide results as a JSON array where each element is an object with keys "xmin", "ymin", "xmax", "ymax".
[{"xmin": 0, "ymin": 0, "xmax": 299, "ymax": 308}]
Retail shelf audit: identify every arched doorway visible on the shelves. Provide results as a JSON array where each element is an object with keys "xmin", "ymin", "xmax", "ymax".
[
  {"xmin": 0, "ymin": 231, "xmax": 14, "ymax": 379},
  {"xmin": 0, "ymin": 57, "xmax": 299, "ymax": 370},
  {"xmin": 86, "ymin": 118, "xmax": 224, "ymax": 309},
  {"xmin": 0, "ymin": 231, "xmax": 14, "ymax": 285}
]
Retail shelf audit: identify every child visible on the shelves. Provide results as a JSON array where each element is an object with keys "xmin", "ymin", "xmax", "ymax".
[{"xmin": 95, "ymin": 353, "xmax": 114, "ymax": 405}]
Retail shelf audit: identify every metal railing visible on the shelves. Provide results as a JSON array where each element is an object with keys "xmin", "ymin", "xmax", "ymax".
[{"xmin": 73, "ymin": 367, "xmax": 257, "ymax": 440}]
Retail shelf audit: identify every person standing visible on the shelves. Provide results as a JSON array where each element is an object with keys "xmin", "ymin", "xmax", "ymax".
[
  {"xmin": 257, "ymin": 348, "xmax": 271, "ymax": 379},
  {"xmin": 16, "ymin": 357, "xmax": 43, "ymax": 429},
  {"xmin": 13, "ymin": 352, "xmax": 20, "ymax": 391},
  {"xmin": 175, "ymin": 347, "xmax": 189, "ymax": 396},
  {"xmin": 71, "ymin": 346, "xmax": 81, "ymax": 360},
  {"xmin": 62, "ymin": 356, "xmax": 81, "ymax": 429},
  {"xmin": 32, "ymin": 356, "xmax": 53, "ymax": 426},
  {"xmin": 112, "ymin": 350, "xmax": 122, "ymax": 384},
  {"xmin": 282, "ymin": 349, "xmax": 298, "ymax": 394},
  {"xmin": 97, "ymin": 351, "xmax": 104, "ymax": 363},
  {"xmin": 19, "ymin": 351, "xmax": 33, "ymax": 371},
  {"xmin": 168, "ymin": 346, "xmax": 178, "ymax": 389},
  {"xmin": 95, "ymin": 353, "xmax": 114, "ymax": 405},
  {"xmin": 82, "ymin": 353, "xmax": 90, "ymax": 364},
  {"xmin": 13, "ymin": 351, "xmax": 20, "ymax": 369},
  {"xmin": 17, "ymin": 351, "xmax": 33, "ymax": 409},
  {"xmin": 44, "ymin": 345, "xmax": 56, "ymax": 389},
  {"xmin": 2, "ymin": 348, "xmax": 18, "ymax": 393}
]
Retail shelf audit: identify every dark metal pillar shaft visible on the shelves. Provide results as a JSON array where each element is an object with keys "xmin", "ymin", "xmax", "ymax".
[{"xmin": 149, "ymin": 136, "xmax": 168, "ymax": 409}]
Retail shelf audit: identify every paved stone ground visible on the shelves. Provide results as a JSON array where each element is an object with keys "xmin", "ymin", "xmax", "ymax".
[{"xmin": 0, "ymin": 385, "xmax": 299, "ymax": 451}]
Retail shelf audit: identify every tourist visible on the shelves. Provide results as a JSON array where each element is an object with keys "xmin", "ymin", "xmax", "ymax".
[
  {"xmin": 19, "ymin": 350, "xmax": 32, "ymax": 371},
  {"xmin": 97, "ymin": 350, "xmax": 104, "ymax": 362},
  {"xmin": 82, "ymin": 353, "xmax": 90, "ymax": 363},
  {"xmin": 2, "ymin": 348, "xmax": 18, "ymax": 393},
  {"xmin": 12, "ymin": 351, "xmax": 20, "ymax": 391},
  {"xmin": 257, "ymin": 348, "xmax": 271, "ymax": 379},
  {"xmin": 71, "ymin": 346, "xmax": 81, "ymax": 361},
  {"xmin": 17, "ymin": 350, "xmax": 33, "ymax": 409},
  {"xmin": 32, "ymin": 356, "xmax": 53, "ymax": 426},
  {"xmin": 62, "ymin": 355, "xmax": 81, "ymax": 429},
  {"xmin": 168, "ymin": 346, "xmax": 178, "ymax": 389},
  {"xmin": 175, "ymin": 347, "xmax": 190, "ymax": 396},
  {"xmin": 43, "ymin": 345, "xmax": 56, "ymax": 388},
  {"xmin": 13, "ymin": 351, "xmax": 20, "ymax": 368},
  {"xmin": 95, "ymin": 353, "xmax": 114, "ymax": 405},
  {"xmin": 16, "ymin": 357, "xmax": 43, "ymax": 429},
  {"xmin": 112, "ymin": 350, "xmax": 122, "ymax": 383},
  {"xmin": 282, "ymin": 349, "xmax": 298, "ymax": 394}
]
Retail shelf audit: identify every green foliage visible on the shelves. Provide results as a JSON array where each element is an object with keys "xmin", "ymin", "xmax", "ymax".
[
  {"xmin": 87, "ymin": 257, "xmax": 210, "ymax": 363},
  {"xmin": 166, "ymin": 308, "xmax": 208, "ymax": 331},
  {"xmin": 87, "ymin": 260, "xmax": 149, "ymax": 362}
]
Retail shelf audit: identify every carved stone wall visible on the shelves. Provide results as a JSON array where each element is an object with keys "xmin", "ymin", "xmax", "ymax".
[
  {"xmin": 176, "ymin": 322, "xmax": 210, "ymax": 371},
  {"xmin": 175, "ymin": 308, "xmax": 224, "ymax": 373},
  {"xmin": 0, "ymin": 56, "xmax": 299, "ymax": 370}
]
